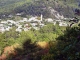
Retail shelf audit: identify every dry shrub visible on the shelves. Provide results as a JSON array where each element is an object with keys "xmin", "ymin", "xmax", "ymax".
[
  {"xmin": 0, "ymin": 43, "xmax": 19, "ymax": 60},
  {"xmin": 36, "ymin": 41, "xmax": 49, "ymax": 49}
]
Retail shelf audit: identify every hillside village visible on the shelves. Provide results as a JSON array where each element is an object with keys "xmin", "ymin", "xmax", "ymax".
[
  {"xmin": 0, "ymin": 0, "xmax": 80, "ymax": 60},
  {"xmin": 0, "ymin": 13, "xmax": 79, "ymax": 33}
]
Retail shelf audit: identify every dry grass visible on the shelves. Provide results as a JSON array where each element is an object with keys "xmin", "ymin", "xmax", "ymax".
[
  {"xmin": 36, "ymin": 41, "xmax": 49, "ymax": 49},
  {"xmin": 0, "ymin": 41, "xmax": 57, "ymax": 60},
  {"xmin": 0, "ymin": 43, "xmax": 19, "ymax": 60}
]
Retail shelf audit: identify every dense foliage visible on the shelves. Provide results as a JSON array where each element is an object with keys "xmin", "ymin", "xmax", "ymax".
[
  {"xmin": 0, "ymin": 24, "xmax": 65, "ymax": 55},
  {"xmin": 0, "ymin": 23, "xmax": 80, "ymax": 60},
  {"xmin": 42, "ymin": 24, "xmax": 80, "ymax": 60},
  {"xmin": 0, "ymin": 0, "xmax": 80, "ymax": 18}
]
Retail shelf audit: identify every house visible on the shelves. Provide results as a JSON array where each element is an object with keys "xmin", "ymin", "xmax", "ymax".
[
  {"xmin": 56, "ymin": 19, "xmax": 62, "ymax": 22},
  {"xmin": 0, "ymin": 24, "xmax": 3, "ymax": 26},
  {"xmin": 17, "ymin": 25, "xmax": 22, "ymax": 29},
  {"xmin": 33, "ymin": 27, "xmax": 39, "ymax": 30},
  {"xmin": 5, "ymin": 26, "xmax": 11, "ymax": 31},
  {"xmin": 23, "ymin": 18, "xmax": 28, "ymax": 22},
  {"xmin": 23, "ymin": 27, "xmax": 31, "ymax": 31},
  {"xmin": 16, "ymin": 13, "xmax": 22, "ymax": 16},
  {"xmin": 1, "ymin": 21, "xmax": 7, "ymax": 24},
  {"xmin": 23, "ymin": 28, "xmax": 29, "ymax": 31},
  {"xmin": 16, "ymin": 28, "xmax": 22, "ymax": 32},
  {"xmin": 39, "ymin": 23, "xmax": 45, "ymax": 27},
  {"xmin": 23, "ymin": 18, "xmax": 28, "ymax": 20},
  {"xmin": 28, "ymin": 17, "xmax": 37, "ymax": 22},
  {"xmin": 0, "ymin": 24, "xmax": 12, "ymax": 32},
  {"xmin": 46, "ymin": 18, "xmax": 53, "ymax": 22},
  {"xmin": 7, "ymin": 20, "xmax": 16, "ymax": 24},
  {"xmin": 24, "ymin": 24, "xmax": 29, "ymax": 27},
  {"xmin": 30, "ymin": 23, "xmax": 38, "ymax": 27},
  {"xmin": 7, "ymin": 23, "xmax": 13, "ymax": 27},
  {"xmin": 59, "ymin": 22, "xmax": 68, "ymax": 26},
  {"xmin": 0, "ymin": 27, "xmax": 5, "ymax": 33}
]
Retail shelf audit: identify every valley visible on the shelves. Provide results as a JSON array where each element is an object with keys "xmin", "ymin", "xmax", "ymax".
[{"xmin": 0, "ymin": 0, "xmax": 80, "ymax": 60}]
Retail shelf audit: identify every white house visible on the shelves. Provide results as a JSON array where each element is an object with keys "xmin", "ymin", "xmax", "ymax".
[
  {"xmin": 16, "ymin": 13, "xmax": 22, "ymax": 16},
  {"xmin": 8, "ymin": 23, "xmax": 13, "ymax": 25},
  {"xmin": 56, "ymin": 19, "xmax": 62, "ymax": 22},
  {"xmin": 5, "ymin": 26, "xmax": 12, "ymax": 31},
  {"xmin": 16, "ymin": 28, "xmax": 22, "ymax": 32},
  {"xmin": 30, "ymin": 23, "xmax": 38, "ymax": 27},
  {"xmin": 24, "ymin": 24, "xmax": 29, "ymax": 27},
  {"xmin": 28, "ymin": 17, "xmax": 37, "ymax": 22},
  {"xmin": 22, "ymin": 18, "xmax": 28, "ymax": 22},
  {"xmin": 17, "ymin": 25, "xmax": 22, "ymax": 29},
  {"xmin": 1, "ymin": 21, "xmax": 7, "ymax": 24},
  {"xmin": 23, "ymin": 28, "xmax": 29, "ymax": 31},
  {"xmin": 59, "ymin": 22, "xmax": 68, "ymax": 26},
  {"xmin": 0, "ymin": 24, "xmax": 3, "ymax": 26},
  {"xmin": 33, "ymin": 27, "xmax": 39, "ymax": 30},
  {"xmin": 46, "ymin": 18, "xmax": 53, "ymax": 22},
  {"xmin": 39, "ymin": 23, "xmax": 45, "ymax": 27},
  {"xmin": 0, "ymin": 27, "xmax": 5, "ymax": 33},
  {"xmin": 7, "ymin": 20, "xmax": 16, "ymax": 24},
  {"xmin": 23, "ymin": 18, "xmax": 28, "ymax": 20}
]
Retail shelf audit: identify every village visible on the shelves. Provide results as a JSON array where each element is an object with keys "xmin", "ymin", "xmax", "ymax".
[{"xmin": 0, "ymin": 13, "xmax": 79, "ymax": 33}]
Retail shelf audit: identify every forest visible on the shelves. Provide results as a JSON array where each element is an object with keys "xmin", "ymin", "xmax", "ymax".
[
  {"xmin": 0, "ymin": 23, "xmax": 80, "ymax": 60},
  {"xmin": 0, "ymin": 0, "xmax": 80, "ymax": 18}
]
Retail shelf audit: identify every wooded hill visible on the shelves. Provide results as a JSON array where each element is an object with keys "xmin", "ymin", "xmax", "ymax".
[{"xmin": 0, "ymin": 0, "xmax": 80, "ymax": 18}]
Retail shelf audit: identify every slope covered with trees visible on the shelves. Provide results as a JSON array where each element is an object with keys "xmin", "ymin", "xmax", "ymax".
[
  {"xmin": 0, "ymin": 23, "xmax": 80, "ymax": 60},
  {"xmin": 0, "ymin": 0, "xmax": 80, "ymax": 18}
]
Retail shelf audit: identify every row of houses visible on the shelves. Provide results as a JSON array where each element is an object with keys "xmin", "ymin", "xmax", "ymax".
[
  {"xmin": 0, "ymin": 15, "xmax": 69, "ymax": 33},
  {"xmin": 0, "ymin": 15, "xmax": 44, "ymax": 32}
]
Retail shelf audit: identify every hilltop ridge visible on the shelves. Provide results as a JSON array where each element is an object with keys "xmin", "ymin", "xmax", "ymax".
[{"xmin": 0, "ymin": 0, "xmax": 80, "ymax": 18}]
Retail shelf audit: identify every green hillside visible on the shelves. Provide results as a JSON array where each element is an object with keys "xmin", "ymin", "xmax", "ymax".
[
  {"xmin": 0, "ymin": 0, "xmax": 80, "ymax": 18},
  {"xmin": 0, "ymin": 0, "xmax": 33, "ymax": 13}
]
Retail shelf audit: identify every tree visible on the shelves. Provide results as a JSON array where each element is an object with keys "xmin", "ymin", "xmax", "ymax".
[{"xmin": 3, "ymin": 27, "xmax": 19, "ymax": 40}]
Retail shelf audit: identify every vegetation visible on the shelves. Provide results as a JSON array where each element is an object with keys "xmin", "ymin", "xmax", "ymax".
[
  {"xmin": 0, "ymin": 0, "xmax": 80, "ymax": 18},
  {"xmin": 0, "ymin": 0, "xmax": 80, "ymax": 59},
  {"xmin": 42, "ymin": 25, "xmax": 80, "ymax": 60},
  {"xmin": 0, "ymin": 23, "xmax": 80, "ymax": 60},
  {"xmin": 0, "ymin": 24, "xmax": 65, "ymax": 54}
]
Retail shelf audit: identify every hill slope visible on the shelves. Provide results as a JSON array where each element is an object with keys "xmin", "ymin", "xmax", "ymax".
[{"xmin": 0, "ymin": 0, "xmax": 80, "ymax": 18}]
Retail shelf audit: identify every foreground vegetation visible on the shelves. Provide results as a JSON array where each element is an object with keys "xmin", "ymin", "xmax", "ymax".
[
  {"xmin": 0, "ymin": 23, "xmax": 80, "ymax": 60},
  {"xmin": 0, "ymin": 23, "xmax": 65, "ymax": 53}
]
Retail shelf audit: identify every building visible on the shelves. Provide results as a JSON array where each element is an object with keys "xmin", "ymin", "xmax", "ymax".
[
  {"xmin": 46, "ymin": 18, "xmax": 53, "ymax": 22},
  {"xmin": 59, "ymin": 22, "xmax": 68, "ymax": 26}
]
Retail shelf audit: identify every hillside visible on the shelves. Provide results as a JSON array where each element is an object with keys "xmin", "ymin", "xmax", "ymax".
[
  {"xmin": 0, "ymin": 0, "xmax": 33, "ymax": 13},
  {"xmin": 0, "ymin": 22, "xmax": 80, "ymax": 60},
  {"xmin": 0, "ymin": 0, "xmax": 80, "ymax": 18}
]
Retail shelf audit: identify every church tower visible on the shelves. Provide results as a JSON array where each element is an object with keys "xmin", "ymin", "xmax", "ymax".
[{"xmin": 41, "ymin": 14, "xmax": 43, "ymax": 21}]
